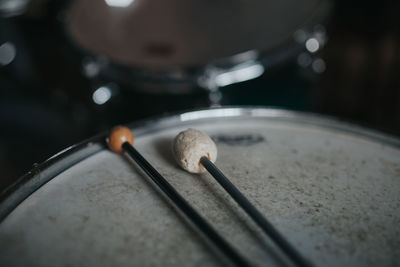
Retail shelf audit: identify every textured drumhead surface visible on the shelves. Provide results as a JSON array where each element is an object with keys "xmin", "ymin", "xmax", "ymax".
[
  {"xmin": 0, "ymin": 113, "xmax": 399, "ymax": 266},
  {"xmin": 67, "ymin": 0, "xmax": 330, "ymax": 67}
]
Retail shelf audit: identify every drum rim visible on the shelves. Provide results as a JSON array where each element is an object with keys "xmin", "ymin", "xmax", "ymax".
[{"xmin": 1, "ymin": 106, "xmax": 399, "ymax": 222}]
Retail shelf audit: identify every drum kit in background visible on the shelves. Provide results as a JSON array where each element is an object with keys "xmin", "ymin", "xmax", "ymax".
[
  {"xmin": 65, "ymin": 0, "xmax": 330, "ymax": 98},
  {"xmin": 1, "ymin": 0, "xmax": 399, "ymax": 267}
]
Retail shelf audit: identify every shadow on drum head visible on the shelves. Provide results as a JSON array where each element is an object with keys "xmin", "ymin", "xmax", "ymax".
[{"xmin": 154, "ymin": 137, "xmax": 177, "ymax": 168}]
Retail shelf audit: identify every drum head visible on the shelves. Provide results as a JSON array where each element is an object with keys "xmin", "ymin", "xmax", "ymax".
[
  {"xmin": 0, "ymin": 108, "xmax": 399, "ymax": 266},
  {"xmin": 66, "ymin": 0, "xmax": 330, "ymax": 68}
]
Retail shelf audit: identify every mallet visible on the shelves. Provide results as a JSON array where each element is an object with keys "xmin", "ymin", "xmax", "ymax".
[
  {"xmin": 108, "ymin": 126, "xmax": 251, "ymax": 266},
  {"xmin": 173, "ymin": 128, "xmax": 312, "ymax": 267}
]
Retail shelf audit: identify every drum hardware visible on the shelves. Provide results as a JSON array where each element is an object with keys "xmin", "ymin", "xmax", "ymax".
[
  {"xmin": 91, "ymin": 82, "xmax": 120, "ymax": 106},
  {"xmin": 197, "ymin": 51, "xmax": 265, "ymax": 106},
  {"xmin": 84, "ymin": 53, "xmax": 266, "ymax": 106},
  {"xmin": 0, "ymin": 0, "xmax": 30, "ymax": 17},
  {"xmin": 0, "ymin": 42, "xmax": 16, "ymax": 67},
  {"xmin": 104, "ymin": 0, "xmax": 134, "ymax": 8},
  {"xmin": 108, "ymin": 126, "xmax": 250, "ymax": 266},
  {"xmin": 82, "ymin": 56, "xmax": 107, "ymax": 79},
  {"xmin": 79, "ymin": 22, "xmax": 328, "ymax": 107},
  {"xmin": 294, "ymin": 25, "xmax": 327, "ymax": 74}
]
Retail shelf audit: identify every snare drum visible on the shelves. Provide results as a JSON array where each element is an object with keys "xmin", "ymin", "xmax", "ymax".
[{"xmin": 1, "ymin": 108, "xmax": 399, "ymax": 266}]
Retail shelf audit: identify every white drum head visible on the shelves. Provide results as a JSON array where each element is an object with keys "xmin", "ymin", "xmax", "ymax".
[
  {"xmin": 0, "ymin": 108, "xmax": 399, "ymax": 266},
  {"xmin": 66, "ymin": 0, "xmax": 331, "ymax": 67}
]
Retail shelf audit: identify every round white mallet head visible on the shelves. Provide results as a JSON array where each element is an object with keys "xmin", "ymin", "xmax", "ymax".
[{"xmin": 173, "ymin": 128, "xmax": 217, "ymax": 173}]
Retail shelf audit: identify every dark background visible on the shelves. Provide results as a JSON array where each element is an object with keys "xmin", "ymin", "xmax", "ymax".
[{"xmin": 1, "ymin": 0, "xmax": 399, "ymax": 191}]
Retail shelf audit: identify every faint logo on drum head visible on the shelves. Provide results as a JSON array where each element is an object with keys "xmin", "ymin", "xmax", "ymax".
[{"xmin": 211, "ymin": 134, "xmax": 265, "ymax": 146}]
